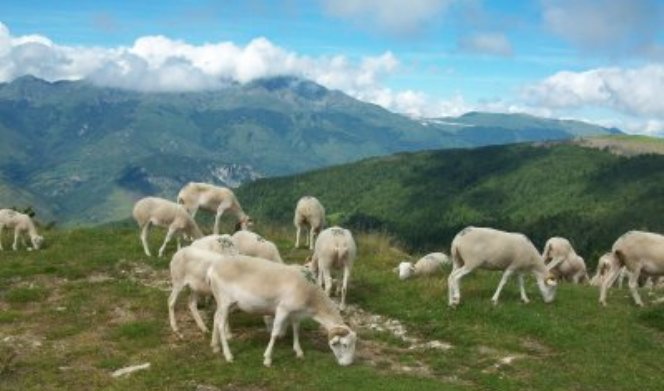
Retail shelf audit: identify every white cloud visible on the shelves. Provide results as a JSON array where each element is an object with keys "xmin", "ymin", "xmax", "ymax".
[
  {"xmin": 321, "ymin": 0, "xmax": 454, "ymax": 36},
  {"xmin": 458, "ymin": 32, "xmax": 513, "ymax": 56},
  {"xmin": 523, "ymin": 64, "xmax": 664, "ymax": 119},
  {"xmin": 541, "ymin": 0, "xmax": 662, "ymax": 57}
]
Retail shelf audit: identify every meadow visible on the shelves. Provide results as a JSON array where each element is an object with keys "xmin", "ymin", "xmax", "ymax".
[{"xmin": 1, "ymin": 223, "xmax": 662, "ymax": 390}]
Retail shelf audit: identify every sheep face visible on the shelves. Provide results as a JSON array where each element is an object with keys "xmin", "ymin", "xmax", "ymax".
[
  {"xmin": 395, "ymin": 262, "xmax": 415, "ymax": 280},
  {"xmin": 538, "ymin": 274, "xmax": 558, "ymax": 303},
  {"xmin": 31, "ymin": 235, "xmax": 44, "ymax": 250},
  {"xmin": 328, "ymin": 326, "xmax": 356, "ymax": 366}
]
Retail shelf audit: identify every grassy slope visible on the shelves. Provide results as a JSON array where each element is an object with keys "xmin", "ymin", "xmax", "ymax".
[
  {"xmin": 0, "ymin": 226, "xmax": 662, "ymax": 390},
  {"xmin": 236, "ymin": 142, "xmax": 664, "ymax": 268}
]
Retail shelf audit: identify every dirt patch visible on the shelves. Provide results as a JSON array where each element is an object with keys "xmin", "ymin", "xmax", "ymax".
[
  {"xmin": 115, "ymin": 260, "xmax": 170, "ymax": 292},
  {"xmin": 345, "ymin": 304, "xmax": 452, "ymax": 351}
]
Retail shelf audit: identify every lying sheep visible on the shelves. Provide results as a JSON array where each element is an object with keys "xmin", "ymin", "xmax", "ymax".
[
  {"xmin": 599, "ymin": 231, "xmax": 664, "ymax": 307},
  {"xmin": 132, "ymin": 197, "xmax": 204, "ymax": 257},
  {"xmin": 312, "ymin": 226, "xmax": 357, "ymax": 310},
  {"xmin": 542, "ymin": 237, "xmax": 589, "ymax": 284},
  {"xmin": 448, "ymin": 227, "xmax": 558, "ymax": 306},
  {"xmin": 394, "ymin": 252, "xmax": 450, "ymax": 280},
  {"xmin": 168, "ymin": 243, "xmax": 237, "ymax": 337},
  {"xmin": 177, "ymin": 182, "xmax": 252, "ymax": 234},
  {"xmin": 294, "ymin": 196, "xmax": 326, "ymax": 249},
  {"xmin": 206, "ymin": 254, "xmax": 357, "ymax": 367},
  {"xmin": 231, "ymin": 230, "xmax": 283, "ymax": 263},
  {"xmin": 0, "ymin": 209, "xmax": 44, "ymax": 250}
]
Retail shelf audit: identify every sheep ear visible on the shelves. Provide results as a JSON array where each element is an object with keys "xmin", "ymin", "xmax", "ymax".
[{"xmin": 328, "ymin": 325, "xmax": 350, "ymax": 339}]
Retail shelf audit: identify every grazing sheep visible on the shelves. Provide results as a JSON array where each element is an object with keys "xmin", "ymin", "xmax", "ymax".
[
  {"xmin": 177, "ymin": 182, "xmax": 252, "ymax": 234},
  {"xmin": 231, "ymin": 230, "xmax": 283, "ymax": 263},
  {"xmin": 541, "ymin": 237, "xmax": 589, "ymax": 284},
  {"xmin": 168, "ymin": 244, "xmax": 236, "ymax": 337},
  {"xmin": 448, "ymin": 227, "xmax": 558, "ymax": 306},
  {"xmin": 599, "ymin": 231, "xmax": 664, "ymax": 307},
  {"xmin": 394, "ymin": 252, "xmax": 450, "ymax": 280},
  {"xmin": 590, "ymin": 253, "xmax": 632, "ymax": 288},
  {"xmin": 294, "ymin": 196, "xmax": 326, "ymax": 249},
  {"xmin": 312, "ymin": 226, "xmax": 357, "ymax": 310},
  {"xmin": 132, "ymin": 197, "xmax": 204, "ymax": 257},
  {"xmin": 0, "ymin": 209, "xmax": 44, "ymax": 250},
  {"xmin": 206, "ymin": 254, "xmax": 357, "ymax": 367}
]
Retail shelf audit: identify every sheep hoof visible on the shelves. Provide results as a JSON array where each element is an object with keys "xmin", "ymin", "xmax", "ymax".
[
  {"xmin": 295, "ymin": 351, "xmax": 304, "ymax": 359},
  {"xmin": 224, "ymin": 355, "xmax": 234, "ymax": 363},
  {"xmin": 211, "ymin": 345, "xmax": 220, "ymax": 354},
  {"xmin": 491, "ymin": 299, "xmax": 499, "ymax": 306},
  {"xmin": 263, "ymin": 358, "xmax": 272, "ymax": 367}
]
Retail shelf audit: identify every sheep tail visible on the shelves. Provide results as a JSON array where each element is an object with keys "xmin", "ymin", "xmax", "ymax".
[{"xmin": 451, "ymin": 243, "xmax": 464, "ymax": 269}]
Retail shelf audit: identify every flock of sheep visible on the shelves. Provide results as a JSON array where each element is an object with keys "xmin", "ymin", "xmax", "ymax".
[{"xmin": 1, "ymin": 180, "xmax": 663, "ymax": 368}]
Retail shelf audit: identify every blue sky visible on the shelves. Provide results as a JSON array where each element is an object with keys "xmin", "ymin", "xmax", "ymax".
[{"xmin": 1, "ymin": 0, "xmax": 663, "ymax": 134}]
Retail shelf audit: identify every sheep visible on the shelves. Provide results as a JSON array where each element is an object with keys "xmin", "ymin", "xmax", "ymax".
[
  {"xmin": 294, "ymin": 196, "xmax": 326, "ymax": 249},
  {"xmin": 599, "ymin": 231, "xmax": 664, "ymax": 307},
  {"xmin": 311, "ymin": 226, "xmax": 356, "ymax": 311},
  {"xmin": 394, "ymin": 252, "xmax": 450, "ymax": 280},
  {"xmin": 590, "ymin": 253, "xmax": 632, "ymax": 288},
  {"xmin": 541, "ymin": 237, "xmax": 589, "ymax": 284},
  {"xmin": 447, "ymin": 226, "xmax": 558, "ymax": 307},
  {"xmin": 0, "ymin": 209, "xmax": 44, "ymax": 251},
  {"xmin": 206, "ymin": 254, "xmax": 357, "ymax": 367},
  {"xmin": 231, "ymin": 230, "xmax": 284, "ymax": 263},
  {"xmin": 177, "ymin": 182, "xmax": 252, "ymax": 234},
  {"xmin": 132, "ymin": 197, "xmax": 204, "ymax": 257}
]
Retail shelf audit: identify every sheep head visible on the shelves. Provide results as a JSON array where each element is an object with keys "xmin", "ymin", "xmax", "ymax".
[{"xmin": 327, "ymin": 325, "xmax": 356, "ymax": 366}]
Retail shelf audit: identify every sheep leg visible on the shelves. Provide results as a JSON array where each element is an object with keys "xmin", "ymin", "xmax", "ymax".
[
  {"xmin": 158, "ymin": 227, "xmax": 177, "ymax": 257},
  {"xmin": 448, "ymin": 265, "xmax": 472, "ymax": 306},
  {"xmin": 12, "ymin": 229, "xmax": 20, "ymax": 250},
  {"xmin": 340, "ymin": 265, "xmax": 351, "ymax": 311},
  {"xmin": 188, "ymin": 292, "xmax": 209, "ymax": 334},
  {"xmin": 599, "ymin": 264, "xmax": 622, "ymax": 306},
  {"xmin": 518, "ymin": 274, "xmax": 530, "ymax": 303},
  {"xmin": 323, "ymin": 268, "xmax": 333, "ymax": 297},
  {"xmin": 263, "ymin": 306, "xmax": 289, "ymax": 367},
  {"xmin": 628, "ymin": 266, "xmax": 645, "ymax": 307},
  {"xmin": 214, "ymin": 302, "xmax": 234, "ymax": 362},
  {"xmin": 140, "ymin": 222, "xmax": 152, "ymax": 256},
  {"xmin": 168, "ymin": 283, "xmax": 184, "ymax": 337},
  {"xmin": 0, "ymin": 224, "xmax": 4, "ymax": 250},
  {"xmin": 292, "ymin": 320, "xmax": 304, "ymax": 358},
  {"xmin": 214, "ymin": 204, "xmax": 230, "ymax": 235},
  {"xmin": 308, "ymin": 228, "xmax": 315, "ymax": 250},
  {"xmin": 295, "ymin": 225, "xmax": 301, "ymax": 248},
  {"xmin": 491, "ymin": 269, "xmax": 515, "ymax": 305}
]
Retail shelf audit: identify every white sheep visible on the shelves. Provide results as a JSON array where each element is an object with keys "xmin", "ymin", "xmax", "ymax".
[
  {"xmin": 231, "ymin": 230, "xmax": 284, "ymax": 263},
  {"xmin": 311, "ymin": 226, "xmax": 356, "ymax": 310},
  {"xmin": 599, "ymin": 231, "xmax": 664, "ymax": 307},
  {"xmin": 167, "ymin": 241, "xmax": 237, "ymax": 337},
  {"xmin": 448, "ymin": 226, "xmax": 558, "ymax": 306},
  {"xmin": 294, "ymin": 196, "xmax": 326, "ymax": 249},
  {"xmin": 177, "ymin": 182, "xmax": 252, "ymax": 234},
  {"xmin": 541, "ymin": 237, "xmax": 589, "ymax": 284},
  {"xmin": 206, "ymin": 254, "xmax": 357, "ymax": 367},
  {"xmin": 590, "ymin": 252, "xmax": 631, "ymax": 288},
  {"xmin": 0, "ymin": 209, "xmax": 44, "ymax": 251},
  {"xmin": 394, "ymin": 252, "xmax": 450, "ymax": 280},
  {"xmin": 132, "ymin": 196, "xmax": 204, "ymax": 257}
]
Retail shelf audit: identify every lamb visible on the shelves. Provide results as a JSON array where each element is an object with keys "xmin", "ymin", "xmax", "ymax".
[
  {"xmin": 394, "ymin": 252, "xmax": 450, "ymax": 280},
  {"xmin": 177, "ymin": 182, "xmax": 252, "ymax": 234},
  {"xmin": 541, "ymin": 237, "xmax": 589, "ymax": 284},
  {"xmin": 591, "ymin": 253, "xmax": 631, "ymax": 288},
  {"xmin": 448, "ymin": 226, "xmax": 558, "ymax": 306},
  {"xmin": 294, "ymin": 196, "xmax": 326, "ymax": 249},
  {"xmin": 599, "ymin": 231, "xmax": 664, "ymax": 307},
  {"xmin": 206, "ymin": 254, "xmax": 357, "ymax": 367},
  {"xmin": 311, "ymin": 226, "xmax": 357, "ymax": 310},
  {"xmin": 168, "ymin": 243, "xmax": 238, "ymax": 337},
  {"xmin": 231, "ymin": 230, "xmax": 284, "ymax": 263},
  {"xmin": 0, "ymin": 209, "xmax": 44, "ymax": 251},
  {"xmin": 132, "ymin": 197, "xmax": 204, "ymax": 257}
]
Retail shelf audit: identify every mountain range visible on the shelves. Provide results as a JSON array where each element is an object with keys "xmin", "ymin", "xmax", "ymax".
[{"xmin": 0, "ymin": 75, "xmax": 620, "ymax": 225}]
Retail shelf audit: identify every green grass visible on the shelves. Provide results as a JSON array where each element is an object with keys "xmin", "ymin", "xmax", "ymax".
[{"xmin": 0, "ymin": 226, "xmax": 662, "ymax": 390}]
